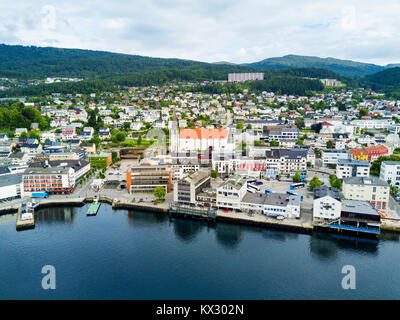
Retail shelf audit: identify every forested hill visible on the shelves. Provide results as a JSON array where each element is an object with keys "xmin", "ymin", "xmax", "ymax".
[
  {"xmin": 362, "ymin": 67, "xmax": 400, "ymax": 98},
  {"xmin": 0, "ymin": 44, "xmax": 255, "ymax": 79},
  {"xmin": 0, "ymin": 44, "xmax": 343, "ymax": 97},
  {"xmin": 245, "ymin": 54, "xmax": 385, "ymax": 77}
]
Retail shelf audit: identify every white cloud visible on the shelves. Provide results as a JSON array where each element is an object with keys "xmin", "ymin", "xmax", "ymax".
[{"xmin": 0, "ymin": 0, "xmax": 399, "ymax": 65}]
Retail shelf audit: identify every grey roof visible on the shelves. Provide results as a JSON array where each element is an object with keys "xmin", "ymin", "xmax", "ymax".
[
  {"xmin": 23, "ymin": 167, "xmax": 71, "ymax": 175},
  {"xmin": 337, "ymin": 159, "xmax": 370, "ymax": 167},
  {"xmin": 242, "ymin": 192, "xmax": 300, "ymax": 207},
  {"xmin": 381, "ymin": 161, "xmax": 400, "ymax": 166},
  {"xmin": 218, "ymin": 175, "xmax": 246, "ymax": 190},
  {"xmin": 343, "ymin": 176, "xmax": 389, "ymax": 187},
  {"xmin": 341, "ymin": 200, "xmax": 380, "ymax": 217},
  {"xmin": 0, "ymin": 173, "xmax": 22, "ymax": 187},
  {"xmin": 29, "ymin": 159, "xmax": 90, "ymax": 172},
  {"xmin": 322, "ymin": 149, "xmax": 350, "ymax": 154},
  {"xmin": 314, "ymin": 185, "xmax": 340, "ymax": 201}
]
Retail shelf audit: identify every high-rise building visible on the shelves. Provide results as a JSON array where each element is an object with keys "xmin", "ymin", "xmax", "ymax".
[{"xmin": 228, "ymin": 73, "xmax": 264, "ymax": 82}]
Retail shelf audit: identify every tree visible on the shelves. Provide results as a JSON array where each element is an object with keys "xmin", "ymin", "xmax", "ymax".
[
  {"xmin": 309, "ymin": 176, "xmax": 323, "ymax": 191},
  {"xmin": 112, "ymin": 131, "xmax": 126, "ymax": 143},
  {"xmin": 295, "ymin": 117, "xmax": 304, "ymax": 129},
  {"xmin": 211, "ymin": 170, "xmax": 219, "ymax": 178},
  {"xmin": 154, "ymin": 186, "xmax": 166, "ymax": 201},
  {"xmin": 112, "ymin": 151, "xmax": 119, "ymax": 163},
  {"xmin": 326, "ymin": 140, "xmax": 334, "ymax": 149},
  {"xmin": 293, "ymin": 171, "xmax": 302, "ymax": 182},
  {"xmin": 359, "ymin": 108, "xmax": 368, "ymax": 118},
  {"xmin": 329, "ymin": 175, "xmax": 342, "ymax": 190},
  {"xmin": 236, "ymin": 121, "xmax": 244, "ymax": 130},
  {"xmin": 370, "ymin": 155, "xmax": 400, "ymax": 176},
  {"xmin": 270, "ymin": 140, "xmax": 279, "ymax": 147}
]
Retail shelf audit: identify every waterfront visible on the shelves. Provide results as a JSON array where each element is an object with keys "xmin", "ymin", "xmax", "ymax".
[{"xmin": 1, "ymin": 204, "xmax": 400, "ymax": 299}]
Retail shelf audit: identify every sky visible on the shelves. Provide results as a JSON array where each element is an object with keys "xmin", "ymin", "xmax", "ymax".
[{"xmin": 0, "ymin": 0, "xmax": 399, "ymax": 66}]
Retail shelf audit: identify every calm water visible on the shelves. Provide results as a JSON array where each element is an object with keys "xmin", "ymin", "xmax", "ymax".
[{"xmin": 0, "ymin": 204, "xmax": 399, "ymax": 300}]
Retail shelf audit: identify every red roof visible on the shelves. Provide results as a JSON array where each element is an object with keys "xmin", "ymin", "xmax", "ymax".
[
  {"xmin": 321, "ymin": 121, "xmax": 333, "ymax": 126},
  {"xmin": 180, "ymin": 128, "xmax": 228, "ymax": 140}
]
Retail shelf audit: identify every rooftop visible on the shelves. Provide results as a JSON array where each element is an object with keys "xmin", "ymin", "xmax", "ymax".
[
  {"xmin": 314, "ymin": 185, "xmax": 340, "ymax": 201},
  {"xmin": 341, "ymin": 200, "xmax": 380, "ymax": 217},
  {"xmin": 343, "ymin": 176, "xmax": 389, "ymax": 187},
  {"xmin": 0, "ymin": 173, "xmax": 22, "ymax": 187}
]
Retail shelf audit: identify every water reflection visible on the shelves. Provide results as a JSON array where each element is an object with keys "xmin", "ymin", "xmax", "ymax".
[
  {"xmin": 172, "ymin": 218, "xmax": 203, "ymax": 242},
  {"xmin": 0, "ymin": 213, "xmax": 17, "ymax": 226},
  {"xmin": 215, "ymin": 222, "xmax": 243, "ymax": 250},
  {"xmin": 127, "ymin": 210, "xmax": 168, "ymax": 227},
  {"xmin": 35, "ymin": 207, "xmax": 78, "ymax": 224},
  {"xmin": 262, "ymin": 229, "xmax": 299, "ymax": 242},
  {"xmin": 310, "ymin": 232, "xmax": 379, "ymax": 262}
]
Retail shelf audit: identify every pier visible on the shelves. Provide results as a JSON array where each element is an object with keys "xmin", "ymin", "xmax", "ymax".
[
  {"xmin": 87, "ymin": 202, "xmax": 101, "ymax": 216},
  {"xmin": 16, "ymin": 203, "xmax": 35, "ymax": 230}
]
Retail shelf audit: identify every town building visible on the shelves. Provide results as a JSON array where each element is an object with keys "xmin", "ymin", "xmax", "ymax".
[
  {"xmin": 342, "ymin": 176, "xmax": 390, "ymax": 210},
  {"xmin": 173, "ymin": 169, "xmax": 211, "ymax": 204},
  {"xmin": 177, "ymin": 128, "xmax": 230, "ymax": 152},
  {"xmin": 88, "ymin": 152, "xmax": 112, "ymax": 169},
  {"xmin": 380, "ymin": 161, "xmax": 400, "ymax": 187},
  {"xmin": 336, "ymin": 159, "xmax": 370, "ymax": 179},
  {"xmin": 228, "ymin": 73, "xmax": 264, "ymax": 82},
  {"xmin": 241, "ymin": 192, "xmax": 300, "ymax": 218},
  {"xmin": 313, "ymin": 185, "xmax": 341, "ymax": 224},
  {"xmin": 22, "ymin": 166, "xmax": 76, "ymax": 196},
  {"xmin": 126, "ymin": 165, "xmax": 172, "ymax": 194},
  {"xmin": 216, "ymin": 175, "xmax": 247, "ymax": 210},
  {"xmin": 321, "ymin": 149, "xmax": 351, "ymax": 167},
  {"xmin": 0, "ymin": 173, "xmax": 22, "ymax": 201}
]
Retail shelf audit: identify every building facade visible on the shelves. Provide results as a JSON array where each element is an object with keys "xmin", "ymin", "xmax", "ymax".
[
  {"xmin": 336, "ymin": 159, "xmax": 370, "ymax": 179},
  {"xmin": 342, "ymin": 176, "xmax": 390, "ymax": 210}
]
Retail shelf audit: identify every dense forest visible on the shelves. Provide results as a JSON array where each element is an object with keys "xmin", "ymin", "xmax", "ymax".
[
  {"xmin": 246, "ymin": 54, "xmax": 386, "ymax": 77},
  {"xmin": 0, "ymin": 67, "xmax": 334, "ymax": 97},
  {"xmin": 183, "ymin": 76, "xmax": 324, "ymax": 96},
  {"xmin": 2, "ymin": 44, "xmax": 400, "ymax": 98},
  {"xmin": 0, "ymin": 102, "xmax": 50, "ymax": 133},
  {"xmin": 360, "ymin": 67, "xmax": 400, "ymax": 99},
  {"xmin": 0, "ymin": 44, "xmax": 256, "ymax": 79}
]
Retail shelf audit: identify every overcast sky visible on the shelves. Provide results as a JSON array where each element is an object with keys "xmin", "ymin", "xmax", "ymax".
[{"xmin": 0, "ymin": 1, "xmax": 399, "ymax": 65}]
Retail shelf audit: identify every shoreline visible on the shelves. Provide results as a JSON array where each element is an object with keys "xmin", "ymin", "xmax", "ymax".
[{"xmin": 2, "ymin": 196, "xmax": 395, "ymax": 238}]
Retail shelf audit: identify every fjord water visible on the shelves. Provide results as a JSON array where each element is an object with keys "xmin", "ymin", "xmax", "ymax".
[{"xmin": 0, "ymin": 204, "xmax": 399, "ymax": 299}]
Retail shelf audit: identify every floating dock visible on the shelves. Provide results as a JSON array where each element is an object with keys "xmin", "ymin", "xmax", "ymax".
[{"xmin": 87, "ymin": 202, "xmax": 101, "ymax": 216}]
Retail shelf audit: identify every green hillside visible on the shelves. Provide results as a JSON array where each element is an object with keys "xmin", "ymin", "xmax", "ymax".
[{"xmin": 246, "ymin": 54, "xmax": 384, "ymax": 77}]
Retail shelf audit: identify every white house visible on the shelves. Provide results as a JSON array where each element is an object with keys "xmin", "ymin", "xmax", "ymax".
[{"xmin": 313, "ymin": 185, "xmax": 342, "ymax": 224}]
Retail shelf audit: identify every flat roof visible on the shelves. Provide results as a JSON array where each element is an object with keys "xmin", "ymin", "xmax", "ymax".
[
  {"xmin": 0, "ymin": 173, "xmax": 22, "ymax": 187},
  {"xmin": 341, "ymin": 200, "xmax": 380, "ymax": 217},
  {"xmin": 242, "ymin": 192, "xmax": 300, "ymax": 207}
]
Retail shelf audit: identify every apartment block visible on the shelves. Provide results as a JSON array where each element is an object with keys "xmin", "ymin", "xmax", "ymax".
[
  {"xmin": 380, "ymin": 161, "xmax": 400, "ymax": 187},
  {"xmin": 127, "ymin": 165, "xmax": 172, "ymax": 193},
  {"xmin": 173, "ymin": 169, "xmax": 211, "ymax": 204},
  {"xmin": 342, "ymin": 176, "xmax": 390, "ymax": 210},
  {"xmin": 336, "ymin": 159, "xmax": 370, "ymax": 179}
]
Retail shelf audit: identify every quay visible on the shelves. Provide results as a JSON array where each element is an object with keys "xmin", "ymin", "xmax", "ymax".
[
  {"xmin": 16, "ymin": 203, "xmax": 35, "ymax": 231},
  {"xmin": 1, "ymin": 196, "xmax": 398, "ymax": 237}
]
